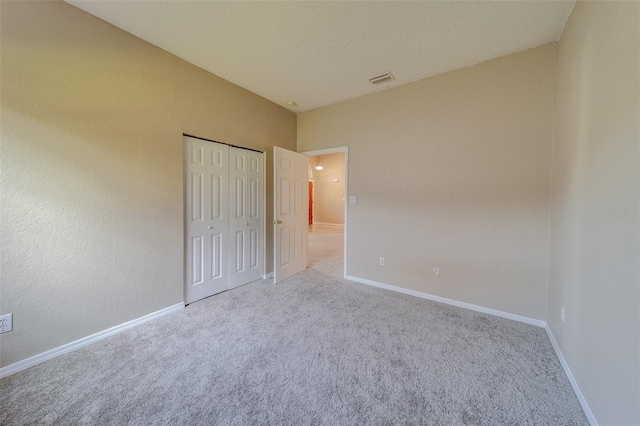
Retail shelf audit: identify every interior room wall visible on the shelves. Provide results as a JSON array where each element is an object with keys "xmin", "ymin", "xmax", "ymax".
[
  {"xmin": 309, "ymin": 153, "xmax": 345, "ymax": 225},
  {"xmin": 0, "ymin": 1, "xmax": 296, "ymax": 367},
  {"xmin": 547, "ymin": 1, "xmax": 639, "ymax": 424},
  {"xmin": 298, "ymin": 44, "xmax": 557, "ymax": 320}
]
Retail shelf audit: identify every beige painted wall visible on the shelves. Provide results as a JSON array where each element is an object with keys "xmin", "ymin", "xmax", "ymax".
[
  {"xmin": 299, "ymin": 44, "xmax": 557, "ymax": 320},
  {"xmin": 310, "ymin": 153, "xmax": 345, "ymax": 225},
  {"xmin": 0, "ymin": 1, "xmax": 296, "ymax": 367},
  {"xmin": 547, "ymin": 1, "xmax": 639, "ymax": 424}
]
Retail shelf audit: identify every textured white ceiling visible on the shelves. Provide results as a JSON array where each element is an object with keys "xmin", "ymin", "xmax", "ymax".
[{"xmin": 66, "ymin": 1, "xmax": 575, "ymax": 112}]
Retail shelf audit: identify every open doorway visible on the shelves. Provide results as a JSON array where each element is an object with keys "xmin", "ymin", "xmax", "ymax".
[{"xmin": 303, "ymin": 147, "xmax": 348, "ymax": 279}]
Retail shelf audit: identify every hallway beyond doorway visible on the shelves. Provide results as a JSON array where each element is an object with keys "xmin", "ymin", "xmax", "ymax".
[{"xmin": 308, "ymin": 224, "xmax": 343, "ymax": 281}]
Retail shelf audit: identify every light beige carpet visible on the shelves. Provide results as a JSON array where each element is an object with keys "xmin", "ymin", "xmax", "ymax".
[{"xmin": 0, "ymin": 225, "xmax": 587, "ymax": 425}]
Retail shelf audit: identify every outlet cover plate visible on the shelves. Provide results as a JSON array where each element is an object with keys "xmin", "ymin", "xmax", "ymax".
[{"xmin": 0, "ymin": 314, "xmax": 13, "ymax": 334}]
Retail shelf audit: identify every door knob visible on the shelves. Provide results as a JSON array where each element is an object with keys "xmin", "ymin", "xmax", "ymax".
[{"xmin": 277, "ymin": 220, "xmax": 283, "ymax": 225}]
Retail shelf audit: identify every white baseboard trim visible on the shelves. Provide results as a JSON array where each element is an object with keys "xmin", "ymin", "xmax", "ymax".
[
  {"xmin": 0, "ymin": 302, "xmax": 185, "ymax": 379},
  {"xmin": 544, "ymin": 325, "xmax": 598, "ymax": 426},
  {"xmin": 345, "ymin": 275, "xmax": 546, "ymax": 328},
  {"xmin": 345, "ymin": 274, "xmax": 597, "ymax": 424},
  {"xmin": 263, "ymin": 272, "xmax": 274, "ymax": 279},
  {"xmin": 313, "ymin": 222, "xmax": 344, "ymax": 227}
]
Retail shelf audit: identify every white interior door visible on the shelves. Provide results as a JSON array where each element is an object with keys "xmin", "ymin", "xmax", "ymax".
[
  {"xmin": 184, "ymin": 136, "xmax": 229, "ymax": 304},
  {"xmin": 229, "ymin": 147, "xmax": 264, "ymax": 288},
  {"xmin": 274, "ymin": 147, "xmax": 308, "ymax": 283}
]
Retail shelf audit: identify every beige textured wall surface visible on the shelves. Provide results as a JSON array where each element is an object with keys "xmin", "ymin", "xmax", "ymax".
[
  {"xmin": 547, "ymin": 1, "xmax": 640, "ymax": 424},
  {"xmin": 299, "ymin": 44, "xmax": 557, "ymax": 320},
  {"xmin": 0, "ymin": 1, "xmax": 296, "ymax": 367},
  {"xmin": 310, "ymin": 153, "xmax": 345, "ymax": 225}
]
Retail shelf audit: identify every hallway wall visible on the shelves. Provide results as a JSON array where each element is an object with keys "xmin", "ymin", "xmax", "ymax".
[{"xmin": 309, "ymin": 153, "xmax": 345, "ymax": 225}]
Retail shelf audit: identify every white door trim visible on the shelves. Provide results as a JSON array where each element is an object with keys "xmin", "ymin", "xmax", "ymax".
[
  {"xmin": 302, "ymin": 146, "xmax": 349, "ymax": 279},
  {"xmin": 262, "ymin": 150, "xmax": 267, "ymax": 280},
  {"xmin": 0, "ymin": 303, "xmax": 185, "ymax": 379}
]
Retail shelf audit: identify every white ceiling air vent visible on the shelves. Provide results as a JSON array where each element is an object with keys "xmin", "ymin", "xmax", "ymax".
[{"xmin": 369, "ymin": 72, "xmax": 394, "ymax": 85}]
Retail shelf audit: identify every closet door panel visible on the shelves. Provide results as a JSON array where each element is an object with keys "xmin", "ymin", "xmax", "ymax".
[
  {"xmin": 229, "ymin": 147, "xmax": 263, "ymax": 288},
  {"xmin": 184, "ymin": 137, "xmax": 229, "ymax": 304}
]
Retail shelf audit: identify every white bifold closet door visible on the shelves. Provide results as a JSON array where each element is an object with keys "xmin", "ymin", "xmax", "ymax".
[
  {"xmin": 229, "ymin": 147, "xmax": 263, "ymax": 289},
  {"xmin": 184, "ymin": 136, "xmax": 263, "ymax": 305}
]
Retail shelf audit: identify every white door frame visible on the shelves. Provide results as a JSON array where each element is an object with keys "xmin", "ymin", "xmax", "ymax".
[{"xmin": 301, "ymin": 146, "xmax": 348, "ymax": 279}]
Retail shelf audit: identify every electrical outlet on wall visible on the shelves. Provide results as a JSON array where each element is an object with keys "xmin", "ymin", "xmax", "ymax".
[
  {"xmin": 560, "ymin": 305, "xmax": 565, "ymax": 323},
  {"xmin": 433, "ymin": 267, "xmax": 440, "ymax": 277},
  {"xmin": 379, "ymin": 257, "xmax": 385, "ymax": 266},
  {"xmin": 0, "ymin": 314, "xmax": 13, "ymax": 334}
]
